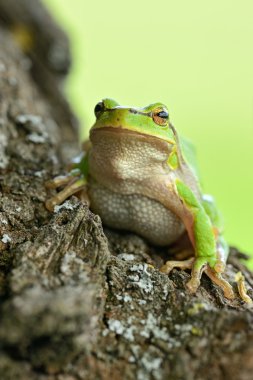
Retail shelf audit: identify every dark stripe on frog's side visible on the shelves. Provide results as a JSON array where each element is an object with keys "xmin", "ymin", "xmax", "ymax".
[
  {"xmin": 129, "ymin": 109, "xmax": 153, "ymax": 117},
  {"xmin": 105, "ymin": 107, "xmax": 152, "ymax": 118}
]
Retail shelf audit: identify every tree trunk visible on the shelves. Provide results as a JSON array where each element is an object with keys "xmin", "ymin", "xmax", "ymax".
[{"xmin": 0, "ymin": 2, "xmax": 253, "ymax": 379}]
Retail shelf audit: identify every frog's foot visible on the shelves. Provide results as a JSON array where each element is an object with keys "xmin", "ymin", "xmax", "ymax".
[
  {"xmin": 45, "ymin": 173, "xmax": 87, "ymax": 212},
  {"xmin": 185, "ymin": 263, "xmax": 206, "ymax": 294},
  {"xmin": 235, "ymin": 272, "xmax": 252, "ymax": 304},
  {"xmin": 205, "ymin": 267, "xmax": 235, "ymax": 300},
  {"xmin": 161, "ymin": 257, "xmax": 208, "ymax": 294},
  {"xmin": 160, "ymin": 257, "xmax": 235, "ymax": 300}
]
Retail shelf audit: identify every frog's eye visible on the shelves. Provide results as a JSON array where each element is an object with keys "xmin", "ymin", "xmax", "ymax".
[
  {"xmin": 94, "ymin": 101, "xmax": 105, "ymax": 117},
  {"xmin": 152, "ymin": 108, "xmax": 169, "ymax": 126}
]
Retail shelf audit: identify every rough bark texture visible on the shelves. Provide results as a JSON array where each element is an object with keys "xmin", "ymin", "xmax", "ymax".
[{"xmin": 0, "ymin": 2, "xmax": 253, "ymax": 380}]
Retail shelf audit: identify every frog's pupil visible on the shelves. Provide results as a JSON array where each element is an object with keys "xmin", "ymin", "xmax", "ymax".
[{"xmin": 157, "ymin": 110, "xmax": 169, "ymax": 119}]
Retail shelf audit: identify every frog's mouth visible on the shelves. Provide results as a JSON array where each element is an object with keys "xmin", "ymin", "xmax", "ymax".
[
  {"xmin": 90, "ymin": 126, "xmax": 175, "ymax": 145},
  {"xmin": 91, "ymin": 125, "xmax": 149, "ymax": 136}
]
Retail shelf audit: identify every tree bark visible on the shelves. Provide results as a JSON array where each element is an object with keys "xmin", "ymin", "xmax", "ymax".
[{"xmin": 0, "ymin": 2, "xmax": 253, "ymax": 379}]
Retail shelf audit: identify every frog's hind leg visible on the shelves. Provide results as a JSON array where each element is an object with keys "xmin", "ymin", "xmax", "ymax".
[{"xmin": 45, "ymin": 174, "xmax": 87, "ymax": 211}]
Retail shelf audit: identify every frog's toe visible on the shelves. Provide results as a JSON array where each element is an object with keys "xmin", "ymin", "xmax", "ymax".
[
  {"xmin": 205, "ymin": 267, "xmax": 235, "ymax": 300},
  {"xmin": 45, "ymin": 175, "xmax": 72, "ymax": 189},
  {"xmin": 45, "ymin": 168, "xmax": 82, "ymax": 190},
  {"xmin": 235, "ymin": 272, "xmax": 252, "ymax": 304},
  {"xmin": 185, "ymin": 263, "xmax": 206, "ymax": 294},
  {"xmin": 186, "ymin": 276, "xmax": 201, "ymax": 294},
  {"xmin": 160, "ymin": 257, "xmax": 194, "ymax": 275},
  {"xmin": 213, "ymin": 260, "xmax": 225, "ymax": 273}
]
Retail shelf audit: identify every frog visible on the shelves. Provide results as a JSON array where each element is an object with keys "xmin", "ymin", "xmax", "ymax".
[{"xmin": 45, "ymin": 98, "xmax": 251, "ymax": 303}]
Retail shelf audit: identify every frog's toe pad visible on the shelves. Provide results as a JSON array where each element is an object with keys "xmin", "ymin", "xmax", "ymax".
[{"xmin": 186, "ymin": 277, "xmax": 201, "ymax": 294}]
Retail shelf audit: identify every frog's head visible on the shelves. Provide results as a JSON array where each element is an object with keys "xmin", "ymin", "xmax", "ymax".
[{"xmin": 90, "ymin": 98, "xmax": 176, "ymax": 145}]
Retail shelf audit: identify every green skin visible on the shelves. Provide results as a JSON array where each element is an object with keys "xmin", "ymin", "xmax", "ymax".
[{"xmin": 45, "ymin": 98, "xmax": 236, "ymax": 300}]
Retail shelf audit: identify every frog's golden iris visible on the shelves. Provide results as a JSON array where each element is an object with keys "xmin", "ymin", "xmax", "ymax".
[{"xmin": 152, "ymin": 107, "xmax": 169, "ymax": 126}]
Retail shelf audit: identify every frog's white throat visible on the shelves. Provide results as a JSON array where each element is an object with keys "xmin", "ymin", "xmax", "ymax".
[{"xmin": 89, "ymin": 127, "xmax": 173, "ymax": 184}]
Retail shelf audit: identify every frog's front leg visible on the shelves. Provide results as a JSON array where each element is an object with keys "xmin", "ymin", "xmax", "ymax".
[
  {"xmin": 160, "ymin": 179, "xmax": 235, "ymax": 300},
  {"xmin": 45, "ymin": 150, "xmax": 90, "ymax": 212}
]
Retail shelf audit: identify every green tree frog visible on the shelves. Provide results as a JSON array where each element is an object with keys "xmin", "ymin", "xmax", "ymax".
[{"xmin": 45, "ymin": 99, "xmax": 251, "ymax": 303}]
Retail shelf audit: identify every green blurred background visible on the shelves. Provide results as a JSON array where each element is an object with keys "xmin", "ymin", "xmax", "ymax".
[{"xmin": 43, "ymin": 0, "xmax": 253, "ymax": 262}]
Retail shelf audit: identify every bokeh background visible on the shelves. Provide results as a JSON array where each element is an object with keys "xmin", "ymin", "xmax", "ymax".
[{"xmin": 43, "ymin": 0, "xmax": 253, "ymax": 263}]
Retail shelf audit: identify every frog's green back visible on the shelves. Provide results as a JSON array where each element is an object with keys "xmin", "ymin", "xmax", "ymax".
[{"xmin": 180, "ymin": 136, "xmax": 200, "ymax": 181}]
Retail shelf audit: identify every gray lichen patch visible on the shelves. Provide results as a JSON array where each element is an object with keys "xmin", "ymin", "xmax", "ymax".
[
  {"xmin": 128, "ymin": 263, "xmax": 154, "ymax": 294},
  {"xmin": 54, "ymin": 200, "xmax": 79, "ymax": 213},
  {"xmin": 117, "ymin": 253, "xmax": 136, "ymax": 261},
  {"xmin": 16, "ymin": 113, "xmax": 60, "ymax": 146},
  {"xmin": 1, "ymin": 233, "xmax": 12, "ymax": 243},
  {"xmin": 106, "ymin": 318, "xmax": 137, "ymax": 342}
]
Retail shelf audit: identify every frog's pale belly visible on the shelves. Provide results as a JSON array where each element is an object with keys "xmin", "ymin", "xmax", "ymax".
[{"xmin": 88, "ymin": 181, "xmax": 185, "ymax": 246}]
